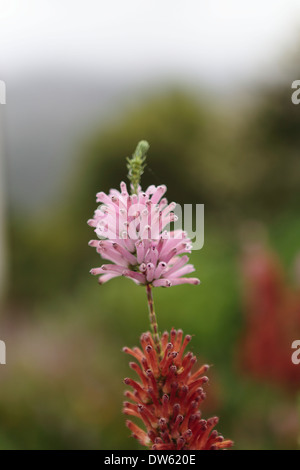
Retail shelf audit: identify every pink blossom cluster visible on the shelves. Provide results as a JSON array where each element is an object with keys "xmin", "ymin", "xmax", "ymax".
[{"xmin": 88, "ymin": 182, "xmax": 200, "ymax": 287}]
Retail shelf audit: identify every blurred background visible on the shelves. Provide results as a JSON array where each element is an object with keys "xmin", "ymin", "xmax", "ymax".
[{"xmin": 0, "ymin": 0, "xmax": 300, "ymax": 450}]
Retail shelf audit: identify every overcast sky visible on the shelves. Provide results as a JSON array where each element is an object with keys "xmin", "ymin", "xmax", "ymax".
[
  {"xmin": 2, "ymin": 0, "xmax": 300, "ymax": 210},
  {"xmin": 1, "ymin": 0, "xmax": 300, "ymax": 88}
]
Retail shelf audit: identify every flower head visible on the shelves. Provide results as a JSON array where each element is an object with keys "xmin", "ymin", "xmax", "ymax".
[
  {"xmin": 239, "ymin": 243, "xmax": 300, "ymax": 391},
  {"xmin": 123, "ymin": 329, "xmax": 233, "ymax": 450},
  {"xmin": 88, "ymin": 181, "xmax": 200, "ymax": 287}
]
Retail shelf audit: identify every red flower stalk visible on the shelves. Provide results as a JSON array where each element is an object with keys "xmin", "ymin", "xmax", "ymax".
[
  {"xmin": 123, "ymin": 329, "xmax": 233, "ymax": 450},
  {"xmin": 240, "ymin": 243, "xmax": 300, "ymax": 391}
]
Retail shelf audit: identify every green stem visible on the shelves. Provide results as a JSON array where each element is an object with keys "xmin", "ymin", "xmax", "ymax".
[{"xmin": 146, "ymin": 284, "xmax": 161, "ymax": 356}]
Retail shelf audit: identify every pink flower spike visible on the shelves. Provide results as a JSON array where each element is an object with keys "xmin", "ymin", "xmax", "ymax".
[{"xmin": 88, "ymin": 180, "xmax": 200, "ymax": 288}]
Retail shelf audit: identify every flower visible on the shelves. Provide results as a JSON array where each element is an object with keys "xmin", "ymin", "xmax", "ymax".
[
  {"xmin": 239, "ymin": 243, "xmax": 300, "ymax": 391},
  {"xmin": 123, "ymin": 329, "xmax": 233, "ymax": 450},
  {"xmin": 88, "ymin": 181, "xmax": 200, "ymax": 287}
]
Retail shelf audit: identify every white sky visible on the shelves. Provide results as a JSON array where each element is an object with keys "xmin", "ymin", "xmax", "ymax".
[
  {"xmin": 1, "ymin": 0, "xmax": 300, "ymax": 86},
  {"xmin": 2, "ymin": 0, "xmax": 300, "ymax": 210}
]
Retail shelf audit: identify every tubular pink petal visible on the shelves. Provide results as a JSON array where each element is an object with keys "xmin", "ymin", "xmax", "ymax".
[
  {"xmin": 122, "ymin": 270, "xmax": 146, "ymax": 284},
  {"xmin": 152, "ymin": 279, "xmax": 172, "ymax": 287},
  {"xmin": 162, "ymin": 202, "xmax": 176, "ymax": 217},
  {"xmin": 121, "ymin": 234, "xmax": 136, "ymax": 253},
  {"xmin": 87, "ymin": 219, "xmax": 97, "ymax": 227},
  {"xmin": 166, "ymin": 278, "xmax": 200, "ymax": 286},
  {"xmin": 145, "ymin": 185, "xmax": 156, "ymax": 195},
  {"xmin": 175, "ymin": 243, "xmax": 192, "ymax": 256},
  {"xmin": 99, "ymin": 264, "xmax": 128, "ymax": 274},
  {"xmin": 146, "ymin": 263, "xmax": 155, "ymax": 283},
  {"xmin": 154, "ymin": 261, "xmax": 167, "ymax": 279},
  {"xmin": 98, "ymin": 273, "xmax": 120, "ymax": 284},
  {"xmin": 151, "ymin": 185, "xmax": 167, "ymax": 204},
  {"xmin": 96, "ymin": 192, "xmax": 113, "ymax": 205},
  {"xmin": 160, "ymin": 248, "xmax": 177, "ymax": 264},
  {"xmin": 136, "ymin": 240, "xmax": 145, "ymax": 264},
  {"xmin": 164, "ymin": 255, "xmax": 189, "ymax": 277},
  {"xmin": 168, "ymin": 265, "xmax": 195, "ymax": 278},
  {"xmin": 139, "ymin": 263, "xmax": 147, "ymax": 273},
  {"xmin": 138, "ymin": 192, "xmax": 149, "ymax": 204},
  {"xmin": 113, "ymin": 243, "xmax": 137, "ymax": 265},
  {"xmin": 88, "ymin": 240, "xmax": 100, "ymax": 247},
  {"xmin": 159, "ymin": 237, "xmax": 187, "ymax": 259},
  {"xmin": 90, "ymin": 267, "xmax": 105, "ymax": 275},
  {"xmin": 98, "ymin": 248, "xmax": 128, "ymax": 267},
  {"xmin": 120, "ymin": 181, "xmax": 129, "ymax": 196}
]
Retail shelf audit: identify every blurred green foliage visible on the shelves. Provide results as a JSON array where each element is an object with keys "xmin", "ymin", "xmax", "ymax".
[{"xmin": 4, "ymin": 85, "xmax": 300, "ymax": 449}]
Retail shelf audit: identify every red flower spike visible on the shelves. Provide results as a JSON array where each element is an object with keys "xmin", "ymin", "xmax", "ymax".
[
  {"xmin": 123, "ymin": 330, "xmax": 233, "ymax": 450},
  {"xmin": 240, "ymin": 243, "xmax": 300, "ymax": 391}
]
